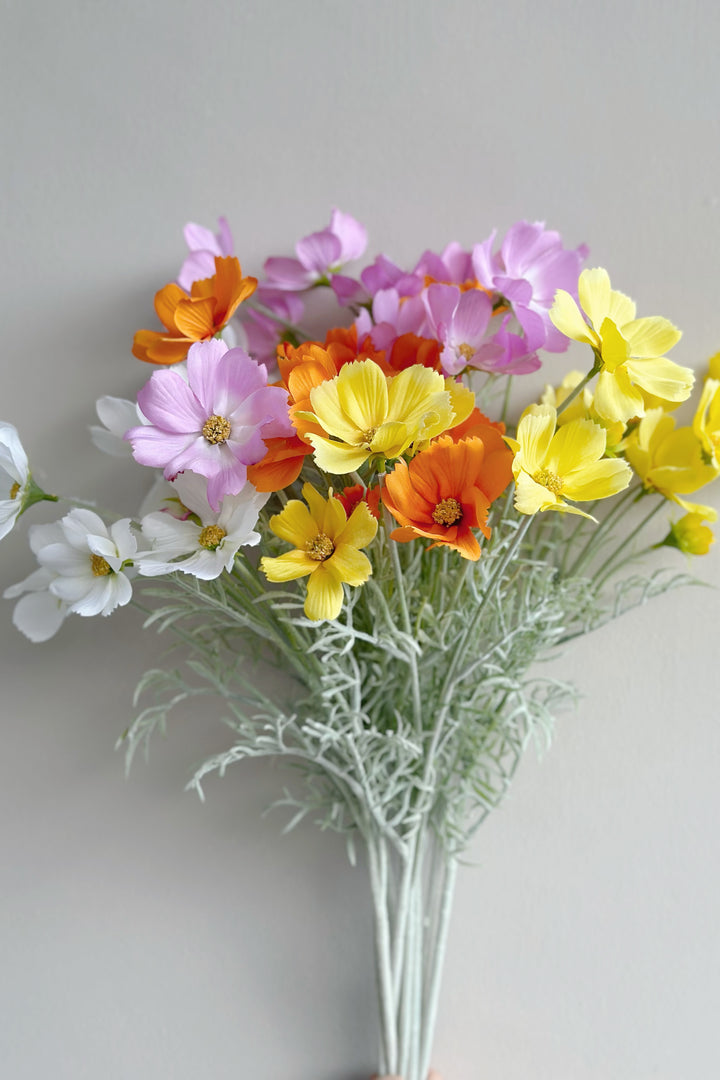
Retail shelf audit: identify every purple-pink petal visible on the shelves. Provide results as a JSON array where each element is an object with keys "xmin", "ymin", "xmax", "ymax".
[
  {"xmin": 453, "ymin": 289, "xmax": 492, "ymax": 344},
  {"xmin": 329, "ymin": 209, "xmax": 367, "ymax": 262},
  {"xmin": 331, "ymin": 274, "xmax": 365, "ymax": 305},
  {"xmin": 136, "ymin": 371, "xmax": 206, "ymax": 434},
  {"xmin": 295, "ymin": 229, "xmax": 342, "ymax": 274},
  {"xmin": 263, "ymin": 256, "xmax": 311, "ymax": 290}
]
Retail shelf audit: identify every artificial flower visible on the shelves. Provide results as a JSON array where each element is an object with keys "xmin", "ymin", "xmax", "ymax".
[
  {"xmin": 12, "ymin": 509, "xmax": 139, "ymax": 621},
  {"xmin": 623, "ymin": 408, "xmax": 718, "ymax": 518},
  {"xmin": 178, "ymin": 216, "xmax": 234, "ymax": 291},
  {"xmin": 264, "ymin": 209, "xmax": 367, "ymax": 292},
  {"xmin": 691, "ymin": 376, "xmax": 720, "ymax": 468},
  {"xmin": 382, "ymin": 434, "xmax": 513, "ymax": 559},
  {"xmin": 659, "ymin": 512, "xmax": 714, "ymax": 555},
  {"xmin": 505, "ymin": 404, "xmax": 632, "ymax": 518},
  {"xmin": 138, "ymin": 472, "xmax": 268, "ymax": 580},
  {"xmin": 472, "ymin": 221, "xmax": 587, "ymax": 354},
  {"xmin": 126, "ymin": 339, "xmax": 292, "ymax": 510},
  {"xmin": 261, "ymin": 482, "xmax": 377, "ymax": 621},
  {"xmin": 132, "ymin": 256, "xmax": 257, "ymax": 365},
  {"xmin": 3, "ymin": 521, "xmax": 70, "ymax": 641},
  {"xmin": 302, "ymin": 359, "xmax": 469, "ymax": 474},
  {"xmin": 334, "ymin": 483, "xmax": 381, "ymax": 519},
  {"xmin": 549, "ymin": 267, "xmax": 693, "ymax": 423},
  {"xmin": 422, "ymin": 284, "xmax": 496, "ymax": 375}
]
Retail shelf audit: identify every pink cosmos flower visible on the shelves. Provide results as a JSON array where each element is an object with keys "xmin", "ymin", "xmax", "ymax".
[
  {"xmin": 264, "ymin": 208, "xmax": 367, "ymax": 291},
  {"xmin": 125, "ymin": 339, "xmax": 292, "ymax": 510},
  {"xmin": 423, "ymin": 284, "xmax": 500, "ymax": 375},
  {"xmin": 178, "ymin": 216, "xmax": 234, "ymax": 291},
  {"xmin": 472, "ymin": 221, "xmax": 587, "ymax": 354}
]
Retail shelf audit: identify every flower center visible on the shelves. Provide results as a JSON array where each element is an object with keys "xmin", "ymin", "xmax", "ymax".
[
  {"xmin": 458, "ymin": 343, "xmax": 476, "ymax": 363},
  {"xmin": 9, "ymin": 481, "xmax": 21, "ymax": 500},
  {"xmin": 358, "ymin": 428, "xmax": 376, "ymax": 447},
  {"xmin": 305, "ymin": 532, "xmax": 335, "ymax": 561},
  {"xmin": 533, "ymin": 468, "xmax": 564, "ymax": 495},
  {"xmin": 432, "ymin": 497, "xmax": 463, "ymax": 526},
  {"xmin": 90, "ymin": 554, "xmax": 113, "ymax": 577},
  {"xmin": 198, "ymin": 524, "xmax": 227, "ymax": 550},
  {"xmin": 202, "ymin": 414, "xmax": 231, "ymax": 444}
]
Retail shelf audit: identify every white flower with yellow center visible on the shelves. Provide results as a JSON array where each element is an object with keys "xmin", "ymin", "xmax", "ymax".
[
  {"xmin": 4, "ymin": 522, "xmax": 69, "ymax": 641},
  {"xmin": 137, "ymin": 472, "xmax": 269, "ymax": 580},
  {"xmin": 42, "ymin": 509, "xmax": 138, "ymax": 618}
]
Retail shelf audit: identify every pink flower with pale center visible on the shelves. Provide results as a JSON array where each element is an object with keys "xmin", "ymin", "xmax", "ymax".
[{"xmin": 125, "ymin": 339, "xmax": 292, "ymax": 510}]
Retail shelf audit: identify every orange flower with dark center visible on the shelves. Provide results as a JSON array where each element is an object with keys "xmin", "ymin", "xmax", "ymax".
[
  {"xmin": 381, "ymin": 434, "xmax": 514, "ymax": 560},
  {"xmin": 132, "ymin": 256, "xmax": 257, "ymax": 365}
]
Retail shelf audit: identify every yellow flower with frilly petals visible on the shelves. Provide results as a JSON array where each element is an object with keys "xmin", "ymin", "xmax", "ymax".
[
  {"xmin": 504, "ymin": 404, "xmax": 632, "ymax": 520},
  {"xmin": 549, "ymin": 268, "xmax": 693, "ymax": 424},
  {"xmin": 662, "ymin": 512, "xmax": 714, "ymax": 555},
  {"xmin": 260, "ymin": 483, "xmax": 377, "ymax": 621},
  {"xmin": 624, "ymin": 408, "xmax": 718, "ymax": 519},
  {"xmin": 300, "ymin": 359, "xmax": 472, "ymax": 474}
]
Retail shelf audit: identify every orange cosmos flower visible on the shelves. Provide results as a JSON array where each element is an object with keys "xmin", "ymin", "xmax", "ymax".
[
  {"xmin": 381, "ymin": 434, "xmax": 513, "ymax": 560},
  {"xmin": 132, "ymin": 256, "xmax": 257, "ymax": 365},
  {"xmin": 386, "ymin": 333, "xmax": 443, "ymax": 373}
]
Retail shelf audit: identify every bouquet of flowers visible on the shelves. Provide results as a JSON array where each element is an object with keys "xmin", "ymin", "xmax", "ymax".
[{"xmin": 3, "ymin": 210, "xmax": 718, "ymax": 1080}]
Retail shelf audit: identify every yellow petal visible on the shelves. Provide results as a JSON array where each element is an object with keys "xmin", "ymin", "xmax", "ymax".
[
  {"xmin": 445, "ymin": 380, "xmax": 475, "ymax": 428},
  {"xmin": 623, "ymin": 317, "xmax": 682, "ymax": 358},
  {"xmin": 335, "ymin": 359, "xmax": 388, "ymax": 432},
  {"xmin": 371, "ymin": 420, "xmax": 411, "ymax": 458},
  {"xmin": 329, "ymin": 543, "xmax": 373, "ymax": 586},
  {"xmin": 578, "ymin": 267, "xmax": 611, "ymax": 330},
  {"xmin": 309, "ymin": 379, "xmax": 357, "ymax": 442},
  {"xmin": 593, "ymin": 368, "xmax": 645, "ymax": 424},
  {"xmin": 269, "ymin": 499, "xmax": 318, "ymax": 547},
  {"xmin": 547, "ymin": 417, "xmax": 606, "ymax": 476},
  {"xmin": 671, "ymin": 495, "xmax": 718, "ymax": 522},
  {"xmin": 623, "ymin": 357, "xmax": 694, "ymax": 404},
  {"xmin": 261, "ymin": 550, "xmax": 315, "ymax": 582},
  {"xmin": 302, "ymin": 483, "xmax": 328, "ymax": 524},
  {"xmin": 514, "ymin": 471, "xmax": 557, "ymax": 514},
  {"xmin": 549, "ymin": 290, "xmax": 597, "ymax": 347},
  {"xmin": 515, "ymin": 405, "xmax": 556, "ymax": 473},
  {"xmin": 304, "ymin": 564, "xmax": 344, "ymax": 620},
  {"xmin": 598, "ymin": 317, "xmax": 629, "ymax": 371},
  {"xmin": 320, "ymin": 492, "xmax": 348, "ymax": 538},
  {"xmin": 336, "ymin": 501, "xmax": 378, "ymax": 550},
  {"xmin": 307, "ymin": 433, "xmax": 370, "ymax": 473},
  {"xmin": 607, "ymin": 288, "xmax": 637, "ymax": 326},
  {"xmin": 387, "ymin": 366, "xmax": 447, "ymax": 426},
  {"xmin": 562, "ymin": 457, "xmax": 632, "ymax": 502}
]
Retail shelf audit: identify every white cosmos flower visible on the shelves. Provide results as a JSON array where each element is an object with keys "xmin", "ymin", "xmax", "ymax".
[
  {"xmin": 0, "ymin": 422, "xmax": 32, "ymax": 541},
  {"xmin": 137, "ymin": 471, "xmax": 268, "ymax": 580},
  {"xmin": 41, "ymin": 509, "xmax": 139, "ymax": 617},
  {"xmin": 4, "ymin": 522, "xmax": 69, "ymax": 641}
]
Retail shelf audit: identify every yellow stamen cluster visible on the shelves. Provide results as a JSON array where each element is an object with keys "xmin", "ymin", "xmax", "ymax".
[
  {"xmin": 458, "ymin": 343, "xmax": 475, "ymax": 363},
  {"xmin": 202, "ymin": 414, "xmax": 231, "ymax": 444},
  {"xmin": 533, "ymin": 469, "xmax": 563, "ymax": 495},
  {"xmin": 90, "ymin": 554, "xmax": 112, "ymax": 577},
  {"xmin": 9, "ymin": 481, "xmax": 21, "ymax": 500},
  {"xmin": 305, "ymin": 532, "xmax": 335, "ymax": 561},
  {"xmin": 432, "ymin": 497, "xmax": 463, "ymax": 526},
  {"xmin": 198, "ymin": 525, "xmax": 226, "ymax": 550}
]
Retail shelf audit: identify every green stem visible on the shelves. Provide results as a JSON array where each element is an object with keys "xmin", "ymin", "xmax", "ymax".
[{"xmin": 555, "ymin": 356, "xmax": 602, "ymax": 418}]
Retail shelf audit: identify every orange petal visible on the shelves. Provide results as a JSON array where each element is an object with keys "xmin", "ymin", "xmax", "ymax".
[
  {"xmin": 132, "ymin": 330, "xmax": 192, "ymax": 365},
  {"xmin": 173, "ymin": 296, "xmax": 217, "ymax": 340},
  {"xmin": 154, "ymin": 282, "xmax": 187, "ymax": 332}
]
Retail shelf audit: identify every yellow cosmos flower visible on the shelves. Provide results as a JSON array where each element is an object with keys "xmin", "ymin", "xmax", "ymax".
[
  {"xmin": 661, "ymin": 512, "xmax": 714, "ymax": 555},
  {"xmin": 260, "ymin": 483, "xmax": 378, "ymax": 621},
  {"xmin": 623, "ymin": 408, "xmax": 718, "ymax": 519},
  {"xmin": 549, "ymin": 267, "xmax": 693, "ymax": 424},
  {"xmin": 505, "ymin": 404, "xmax": 632, "ymax": 519},
  {"xmin": 692, "ymin": 376, "xmax": 720, "ymax": 468},
  {"xmin": 299, "ymin": 359, "xmax": 472, "ymax": 474},
  {"xmin": 541, "ymin": 369, "xmax": 625, "ymax": 449}
]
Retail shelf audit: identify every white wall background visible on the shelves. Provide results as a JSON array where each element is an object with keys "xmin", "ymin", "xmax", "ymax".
[{"xmin": 1, "ymin": 2, "xmax": 719, "ymax": 1077}]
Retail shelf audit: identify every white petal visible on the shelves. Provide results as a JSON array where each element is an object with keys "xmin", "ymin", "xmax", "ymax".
[
  {"xmin": 12, "ymin": 591, "xmax": 67, "ymax": 642},
  {"xmin": 4, "ymin": 567, "xmax": 56, "ymax": 599}
]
